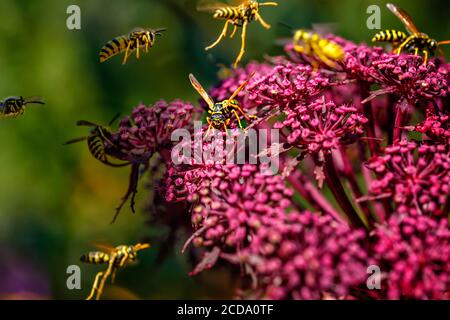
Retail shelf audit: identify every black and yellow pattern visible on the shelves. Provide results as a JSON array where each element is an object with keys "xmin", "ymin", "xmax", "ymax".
[
  {"xmin": 80, "ymin": 251, "xmax": 110, "ymax": 264},
  {"xmin": 199, "ymin": 1, "xmax": 278, "ymax": 68},
  {"xmin": 81, "ymin": 243, "xmax": 150, "ymax": 300},
  {"xmin": 0, "ymin": 96, "xmax": 44, "ymax": 118},
  {"xmin": 292, "ymin": 30, "xmax": 345, "ymax": 69},
  {"xmin": 65, "ymin": 114, "xmax": 130, "ymax": 168},
  {"xmin": 372, "ymin": 29, "xmax": 407, "ymax": 43},
  {"xmin": 99, "ymin": 36, "xmax": 129, "ymax": 63},
  {"xmin": 189, "ymin": 73, "xmax": 256, "ymax": 134},
  {"xmin": 99, "ymin": 27, "xmax": 166, "ymax": 64},
  {"xmin": 213, "ymin": 6, "xmax": 241, "ymax": 20},
  {"xmin": 371, "ymin": 3, "xmax": 450, "ymax": 64}
]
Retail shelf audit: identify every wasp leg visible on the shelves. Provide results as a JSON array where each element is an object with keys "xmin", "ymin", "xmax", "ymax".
[
  {"xmin": 122, "ymin": 41, "xmax": 133, "ymax": 65},
  {"xmin": 422, "ymin": 50, "xmax": 429, "ymax": 64},
  {"xmin": 111, "ymin": 269, "xmax": 118, "ymax": 284},
  {"xmin": 311, "ymin": 42, "xmax": 338, "ymax": 69},
  {"xmin": 232, "ymin": 104, "xmax": 257, "ymax": 121},
  {"xmin": 136, "ymin": 39, "xmax": 140, "ymax": 60},
  {"xmin": 111, "ymin": 254, "xmax": 127, "ymax": 284},
  {"xmin": 86, "ymin": 271, "xmax": 104, "ymax": 300},
  {"xmin": 205, "ymin": 117, "xmax": 214, "ymax": 137},
  {"xmin": 414, "ymin": 47, "xmax": 419, "ymax": 55},
  {"xmin": 293, "ymin": 44, "xmax": 305, "ymax": 53},
  {"xmin": 112, "ymin": 163, "xmax": 140, "ymax": 223},
  {"xmin": 230, "ymin": 24, "xmax": 238, "ymax": 39},
  {"xmin": 206, "ymin": 20, "xmax": 230, "ymax": 51},
  {"xmin": 223, "ymin": 119, "xmax": 231, "ymax": 136},
  {"xmin": 233, "ymin": 20, "xmax": 248, "ymax": 69},
  {"xmin": 231, "ymin": 109, "xmax": 244, "ymax": 129},
  {"xmin": 395, "ymin": 36, "xmax": 412, "ymax": 55},
  {"xmin": 255, "ymin": 12, "xmax": 271, "ymax": 29},
  {"xmin": 95, "ymin": 256, "xmax": 117, "ymax": 300}
]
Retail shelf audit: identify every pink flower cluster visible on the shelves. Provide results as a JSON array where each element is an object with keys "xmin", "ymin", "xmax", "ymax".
[
  {"xmin": 367, "ymin": 140, "xmax": 450, "ymax": 216},
  {"xmin": 416, "ymin": 111, "xmax": 450, "ymax": 144},
  {"xmin": 364, "ymin": 54, "xmax": 448, "ymax": 105},
  {"xmin": 371, "ymin": 215, "xmax": 450, "ymax": 299},
  {"xmin": 95, "ymin": 33, "xmax": 450, "ymax": 299},
  {"xmin": 168, "ymin": 164, "xmax": 295, "ymax": 274},
  {"xmin": 109, "ymin": 100, "xmax": 198, "ymax": 163},
  {"xmin": 247, "ymin": 63, "xmax": 330, "ymax": 112},
  {"xmin": 273, "ymin": 98, "xmax": 368, "ymax": 156},
  {"xmin": 242, "ymin": 211, "xmax": 368, "ymax": 299}
]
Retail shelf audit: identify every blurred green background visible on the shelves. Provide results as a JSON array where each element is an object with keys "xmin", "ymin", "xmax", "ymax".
[{"xmin": 0, "ymin": 0, "xmax": 449, "ymax": 299}]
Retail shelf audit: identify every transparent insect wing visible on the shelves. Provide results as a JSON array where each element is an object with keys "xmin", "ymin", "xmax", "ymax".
[
  {"xmin": 197, "ymin": 0, "xmax": 233, "ymax": 12},
  {"xmin": 189, "ymin": 74, "xmax": 215, "ymax": 109},
  {"xmin": 386, "ymin": 3, "xmax": 420, "ymax": 35}
]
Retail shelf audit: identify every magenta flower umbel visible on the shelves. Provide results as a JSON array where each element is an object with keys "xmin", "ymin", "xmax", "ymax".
[
  {"xmin": 274, "ymin": 98, "xmax": 368, "ymax": 156},
  {"xmin": 242, "ymin": 211, "xmax": 368, "ymax": 300},
  {"xmin": 415, "ymin": 110, "xmax": 450, "ymax": 144},
  {"xmin": 366, "ymin": 140, "xmax": 450, "ymax": 216},
  {"xmin": 247, "ymin": 63, "xmax": 330, "ymax": 113},
  {"xmin": 371, "ymin": 215, "xmax": 450, "ymax": 299},
  {"xmin": 176, "ymin": 164, "xmax": 294, "ymax": 275},
  {"xmin": 98, "ymin": 29, "xmax": 450, "ymax": 300},
  {"xmin": 110, "ymin": 99, "xmax": 198, "ymax": 163},
  {"xmin": 364, "ymin": 54, "xmax": 448, "ymax": 105}
]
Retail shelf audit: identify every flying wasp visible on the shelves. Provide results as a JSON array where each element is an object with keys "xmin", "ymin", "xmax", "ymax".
[
  {"xmin": 81, "ymin": 243, "xmax": 150, "ymax": 300},
  {"xmin": 65, "ymin": 113, "xmax": 129, "ymax": 168},
  {"xmin": 372, "ymin": 3, "xmax": 450, "ymax": 64},
  {"xmin": 189, "ymin": 72, "xmax": 256, "ymax": 134},
  {"xmin": 0, "ymin": 96, "xmax": 44, "ymax": 118},
  {"xmin": 198, "ymin": 0, "xmax": 278, "ymax": 69},
  {"xmin": 291, "ymin": 29, "xmax": 345, "ymax": 70},
  {"xmin": 99, "ymin": 27, "xmax": 166, "ymax": 65}
]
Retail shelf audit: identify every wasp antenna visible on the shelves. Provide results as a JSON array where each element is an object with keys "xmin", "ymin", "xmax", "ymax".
[
  {"xmin": 277, "ymin": 21, "xmax": 294, "ymax": 31},
  {"xmin": 259, "ymin": 2, "xmax": 279, "ymax": 6},
  {"xmin": 76, "ymin": 120, "xmax": 98, "ymax": 127},
  {"xmin": 108, "ymin": 112, "xmax": 122, "ymax": 126},
  {"xmin": 438, "ymin": 40, "xmax": 450, "ymax": 45},
  {"xmin": 64, "ymin": 137, "xmax": 87, "ymax": 145},
  {"xmin": 154, "ymin": 28, "xmax": 167, "ymax": 35},
  {"xmin": 133, "ymin": 243, "xmax": 151, "ymax": 251}
]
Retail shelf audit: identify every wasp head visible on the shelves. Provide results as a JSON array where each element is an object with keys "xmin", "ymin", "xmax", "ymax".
[
  {"xmin": 127, "ymin": 246, "xmax": 137, "ymax": 261},
  {"xmin": 430, "ymin": 39, "xmax": 438, "ymax": 51}
]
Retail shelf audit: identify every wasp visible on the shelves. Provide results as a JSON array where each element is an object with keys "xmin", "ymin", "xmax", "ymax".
[
  {"xmin": 189, "ymin": 72, "xmax": 256, "ymax": 134},
  {"xmin": 99, "ymin": 27, "xmax": 166, "ymax": 65},
  {"xmin": 65, "ymin": 113, "xmax": 129, "ymax": 168},
  {"xmin": 81, "ymin": 243, "xmax": 150, "ymax": 300},
  {"xmin": 198, "ymin": 0, "xmax": 278, "ymax": 69},
  {"xmin": 291, "ymin": 29, "xmax": 345, "ymax": 69},
  {"xmin": 0, "ymin": 96, "xmax": 44, "ymax": 118},
  {"xmin": 372, "ymin": 3, "xmax": 450, "ymax": 64}
]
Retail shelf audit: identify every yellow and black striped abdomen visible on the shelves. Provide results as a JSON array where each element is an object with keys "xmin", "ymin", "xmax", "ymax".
[
  {"xmin": 213, "ymin": 7, "xmax": 240, "ymax": 20},
  {"xmin": 87, "ymin": 134, "xmax": 109, "ymax": 164},
  {"xmin": 372, "ymin": 30, "xmax": 407, "ymax": 43},
  {"xmin": 99, "ymin": 36, "xmax": 129, "ymax": 62},
  {"xmin": 80, "ymin": 251, "xmax": 110, "ymax": 264}
]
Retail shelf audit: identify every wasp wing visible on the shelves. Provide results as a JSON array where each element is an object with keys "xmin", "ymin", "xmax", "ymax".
[
  {"xmin": 386, "ymin": 3, "xmax": 420, "ymax": 35},
  {"xmin": 23, "ymin": 96, "xmax": 45, "ymax": 105},
  {"xmin": 94, "ymin": 243, "xmax": 117, "ymax": 254},
  {"xmin": 228, "ymin": 71, "xmax": 255, "ymax": 100},
  {"xmin": 197, "ymin": 0, "xmax": 235, "ymax": 12},
  {"xmin": 189, "ymin": 74, "xmax": 215, "ymax": 109}
]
